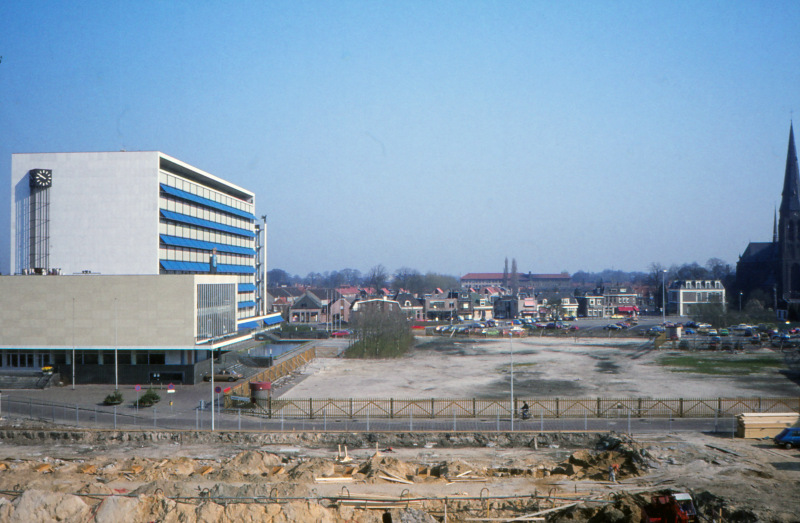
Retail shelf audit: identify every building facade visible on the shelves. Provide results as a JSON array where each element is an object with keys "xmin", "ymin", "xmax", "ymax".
[
  {"xmin": 11, "ymin": 152, "xmax": 267, "ymax": 325},
  {"xmin": 668, "ymin": 280, "xmax": 726, "ymax": 316},
  {"xmin": 0, "ymin": 275, "xmax": 240, "ymax": 384}
]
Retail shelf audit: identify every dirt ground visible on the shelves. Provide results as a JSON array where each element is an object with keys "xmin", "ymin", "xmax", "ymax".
[
  {"xmin": 0, "ymin": 425, "xmax": 797, "ymax": 522},
  {"xmin": 282, "ymin": 337, "xmax": 800, "ymax": 398}
]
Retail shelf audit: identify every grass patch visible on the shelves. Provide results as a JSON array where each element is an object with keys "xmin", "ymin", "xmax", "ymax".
[{"xmin": 660, "ymin": 354, "xmax": 785, "ymax": 375}]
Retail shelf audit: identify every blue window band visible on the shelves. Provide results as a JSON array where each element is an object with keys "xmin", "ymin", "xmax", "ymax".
[
  {"xmin": 160, "ymin": 234, "xmax": 255, "ymax": 256},
  {"xmin": 160, "ymin": 209, "xmax": 256, "ymax": 238},
  {"xmin": 160, "ymin": 184, "xmax": 256, "ymax": 220}
]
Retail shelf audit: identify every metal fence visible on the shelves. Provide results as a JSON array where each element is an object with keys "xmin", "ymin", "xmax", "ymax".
[
  {"xmin": 0, "ymin": 393, "xmax": 766, "ymax": 436},
  {"xmin": 236, "ymin": 396, "xmax": 800, "ymax": 420}
]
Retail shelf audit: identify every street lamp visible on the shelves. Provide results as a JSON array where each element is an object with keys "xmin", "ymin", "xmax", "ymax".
[
  {"xmin": 661, "ymin": 270, "xmax": 668, "ymax": 324},
  {"xmin": 510, "ymin": 331, "xmax": 514, "ymax": 431},
  {"xmin": 739, "ymin": 292, "xmax": 743, "ymax": 313},
  {"xmin": 208, "ymin": 319, "xmax": 215, "ymax": 431},
  {"xmin": 114, "ymin": 298, "xmax": 118, "ymax": 391},
  {"xmin": 72, "ymin": 298, "xmax": 75, "ymax": 390}
]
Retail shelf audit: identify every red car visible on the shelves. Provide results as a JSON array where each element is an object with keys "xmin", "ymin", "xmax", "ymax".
[{"xmin": 331, "ymin": 330, "xmax": 351, "ymax": 338}]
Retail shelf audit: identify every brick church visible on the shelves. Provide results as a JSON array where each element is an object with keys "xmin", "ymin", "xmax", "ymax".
[{"xmin": 736, "ymin": 125, "xmax": 800, "ymax": 319}]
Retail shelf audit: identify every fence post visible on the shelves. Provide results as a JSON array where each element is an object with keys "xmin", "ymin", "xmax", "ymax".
[
  {"xmin": 431, "ymin": 398, "xmax": 435, "ymax": 419},
  {"xmin": 714, "ymin": 408, "xmax": 718, "ymax": 432},
  {"xmin": 410, "ymin": 407, "xmax": 413, "ymax": 431},
  {"xmin": 496, "ymin": 410, "xmax": 499, "ymax": 432},
  {"xmin": 309, "ymin": 398, "xmax": 313, "ymax": 419},
  {"xmin": 324, "ymin": 408, "xmax": 327, "ymax": 431},
  {"xmin": 597, "ymin": 397, "xmax": 601, "ymax": 418},
  {"xmin": 350, "ymin": 398, "xmax": 353, "ymax": 418},
  {"xmin": 196, "ymin": 409, "xmax": 199, "ymax": 429},
  {"xmin": 268, "ymin": 396, "xmax": 272, "ymax": 419},
  {"xmin": 281, "ymin": 409, "xmax": 284, "ymax": 431},
  {"xmin": 679, "ymin": 398, "xmax": 684, "ymax": 418},
  {"xmin": 390, "ymin": 398, "xmax": 394, "ymax": 419},
  {"xmin": 473, "ymin": 398, "xmax": 476, "ymax": 418},
  {"xmin": 555, "ymin": 398, "xmax": 559, "ymax": 418},
  {"xmin": 637, "ymin": 398, "xmax": 642, "ymax": 417}
]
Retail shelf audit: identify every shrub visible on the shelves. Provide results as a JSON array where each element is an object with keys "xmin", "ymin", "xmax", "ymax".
[{"xmin": 103, "ymin": 390, "xmax": 123, "ymax": 405}]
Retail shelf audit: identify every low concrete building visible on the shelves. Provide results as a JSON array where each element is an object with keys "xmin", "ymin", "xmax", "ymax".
[{"xmin": 0, "ymin": 274, "xmax": 256, "ymax": 384}]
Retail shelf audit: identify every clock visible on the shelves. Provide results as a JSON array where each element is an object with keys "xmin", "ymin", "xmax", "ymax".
[{"xmin": 29, "ymin": 169, "xmax": 52, "ymax": 188}]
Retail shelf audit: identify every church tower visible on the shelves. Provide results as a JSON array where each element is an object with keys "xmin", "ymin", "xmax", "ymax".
[{"xmin": 778, "ymin": 124, "xmax": 800, "ymax": 301}]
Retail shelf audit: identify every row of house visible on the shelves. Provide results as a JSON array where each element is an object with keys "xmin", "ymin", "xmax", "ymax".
[{"xmin": 268, "ymin": 278, "xmax": 727, "ymax": 324}]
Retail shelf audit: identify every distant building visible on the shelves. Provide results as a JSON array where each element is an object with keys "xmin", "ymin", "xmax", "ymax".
[
  {"xmin": 460, "ymin": 272, "xmax": 571, "ymax": 289},
  {"xmin": 668, "ymin": 280, "xmax": 726, "ymax": 316}
]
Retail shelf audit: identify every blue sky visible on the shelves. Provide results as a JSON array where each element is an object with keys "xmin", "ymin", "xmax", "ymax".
[{"xmin": 2, "ymin": 1, "xmax": 800, "ymax": 278}]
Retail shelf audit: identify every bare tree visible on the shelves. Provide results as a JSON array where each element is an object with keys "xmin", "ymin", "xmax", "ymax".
[
  {"xmin": 364, "ymin": 264, "xmax": 388, "ymax": 294},
  {"xmin": 392, "ymin": 267, "xmax": 420, "ymax": 292}
]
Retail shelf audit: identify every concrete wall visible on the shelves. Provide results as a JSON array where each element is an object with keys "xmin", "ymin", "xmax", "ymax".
[
  {"xmin": 11, "ymin": 152, "xmax": 160, "ymax": 275},
  {"xmin": 0, "ymin": 275, "xmax": 224, "ymax": 349}
]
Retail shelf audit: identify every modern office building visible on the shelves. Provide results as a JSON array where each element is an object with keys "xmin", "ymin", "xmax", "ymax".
[
  {"xmin": 4, "ymin": 152, "xmax": 280, "ymax": 383},
  {"xmin": 11, "ymin": 151, "xmax": 266, "ymax": 327}
]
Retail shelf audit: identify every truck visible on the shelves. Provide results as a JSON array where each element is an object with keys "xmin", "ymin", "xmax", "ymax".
[{"xmin": 641, "ymin": 493, "xmax": 698, "ymax": 523}]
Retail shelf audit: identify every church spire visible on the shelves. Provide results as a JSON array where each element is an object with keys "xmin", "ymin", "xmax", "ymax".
[
  {"xmin": 780, "ymin": 123, "xmax": 800, "ymax": 214},
  {"xmin": 774, "ymin": 206, "xmax": 778, "ymax": 242}
]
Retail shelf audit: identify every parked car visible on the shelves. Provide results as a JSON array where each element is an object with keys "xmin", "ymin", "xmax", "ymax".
[
  {"xmin": 719, "ymin": 328, "xmax": 730, "ymax": 336},
  {"xmin": 708, "ymin": 329, "xmax": 718, "ymax": 336},
  {"xmin": 331, "ymin": 330, "xmax": 351, "ymax": 338},
  {"xmin": 685, "ymin": 328, "xmax": 696, "ymax": 335},
  {"xmin": 203, "ymin": 369, "xmax": 243, "ymax": 382},
  {"xmin": 604, "ymin": 324, "xmax": 622, "ymax": 330},
  {"xmin": 774, "ymin": 427, "xmax": 800, "ymax": 449}
]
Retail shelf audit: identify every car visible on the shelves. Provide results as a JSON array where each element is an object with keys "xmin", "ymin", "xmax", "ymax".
[
  {"xmin": 331, "ymin": 330, "xmax": 351, "ymax": 338},
  {"xmin": 604, "ymin": 324, "xmax": 622, "ymax": 330},
  {"xmin": 203, "ymin": 369, "xmax": 243, "ymax": 382},
  {"xmin": 719, "ymin": 328, "xmax": 730, "ymax": 336},
  {"xmin": 708, "ymin": 329, "xmax": 718, "ymax": 336},
  {"xmin": 684, "ymin": 328, "xmax": 696, "ymax": 335},
  {"xmin": 774, "ymin": 427, "xmax": 800, "ymax": 449}
]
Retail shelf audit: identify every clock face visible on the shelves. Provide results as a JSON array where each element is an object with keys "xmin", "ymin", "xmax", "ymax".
[{"xmin": 29, "ymin": 169, "xmax": 52, "ymax": 188}]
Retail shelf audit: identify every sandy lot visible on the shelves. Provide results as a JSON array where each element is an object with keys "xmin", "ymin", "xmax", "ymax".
[{"xmin": 282, "ymin": 337, "xmax": 800, "ymax": 398}]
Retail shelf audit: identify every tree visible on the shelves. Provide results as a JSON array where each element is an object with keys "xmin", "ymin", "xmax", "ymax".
[
  {"xmin": 267, "ymin": 269, "xmax": 290, "ymax": 287},
  {"xmin": 364, "ymin": 264, "xmax": 388, "ymax": 293},
  {"xmin": 510, "ymin": 258, "xmax": 519, "ymax": 296},
  {"xmin": 393, "ymin": 267, "xmax": 421, "ymax": 292},
  {"xmin": 503, "ymin": 258, "xmax": 509, "ymax": 287},
  {"xmin": 340, "ymin": 268, "xmax": 362, "ymax": 286},
  {"xmin": 344, "ymin": 303, "xmax": 414, "ymax": 359},
  {"xmin": 706, "ymin": 258, "xmax": 733, "ymax": 280}
]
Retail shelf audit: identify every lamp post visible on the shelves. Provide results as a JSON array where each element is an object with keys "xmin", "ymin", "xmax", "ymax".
[
  {"xmin": 72, "ymin": 298, "xmax": 75, "ymax": 390},
  {"xmin": 661, "ymin": 270, "xmax": 667, "ymax": 324},
  {"xmin": 114, "ymin": 298, "xmax": 118, "ymax": 391},
  {"xmin": 510, "ymin": 331, "xmax": 514, "ymax": 431},
  {"xmin": 739, "ymin": 292, "xmax": 743, "ymax": 313},
  {"xmin": 208, "ymin": 319, "xmax": 215, "ymax": 431}
]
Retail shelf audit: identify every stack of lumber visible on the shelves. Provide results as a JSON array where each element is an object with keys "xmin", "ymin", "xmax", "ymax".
[{"xmin": 737, "ymin": 412, "xmax": 800, "ymax": 438}]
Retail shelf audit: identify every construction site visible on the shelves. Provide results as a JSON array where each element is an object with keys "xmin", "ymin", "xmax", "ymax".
[{"xmin": 0, "ymin": 336, "xmax": 797, "ymax": 522}]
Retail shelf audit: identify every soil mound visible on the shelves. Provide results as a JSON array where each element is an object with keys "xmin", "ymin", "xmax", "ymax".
[{"xmin": 227, "ymin": 450, "xmax": 281, "ymax": 475}]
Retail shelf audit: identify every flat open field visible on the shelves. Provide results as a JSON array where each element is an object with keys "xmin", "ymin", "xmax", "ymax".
[{"xmin": 281, "ymin": 337, "xmax": 800, "ymax": 398}]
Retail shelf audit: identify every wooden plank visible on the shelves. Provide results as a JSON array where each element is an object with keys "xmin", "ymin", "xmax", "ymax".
[
  {"xmin": 378, "ymin": 474, "xmax": 413, "ymax": 485},
  {"xmin": 705, "ymin": 445, "xmax": 743, "ymax": 457},
  {"xmin": 271, "ymin": 465, "xmax": 285, "ymax": 475},
  {"xmin": 314, "ymin": 477, "xmax": 353, "ymax": 483},
  {"xmin": 500, "ymin": 502, "xmax": 579, "ymax": 522},
  {"xmin": 456, "ymin": 469, "xmax": 474, "ymax": 477},
  {"xmin": 199, "ymin": 466, "xmax": 213, "ymax": 476},
  {"xmin": 0, "ymin": 463, "xmax": 8, "ymax": 471},
  {"xmin": 35, "ymin": 463, "xmax": 53, "ymax": 473},
  {"xmin": 78, "ymin": 464, "xmax": 97, "ymax": 474}
]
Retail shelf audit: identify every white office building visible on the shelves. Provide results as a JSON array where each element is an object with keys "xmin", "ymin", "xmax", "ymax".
[{"xmin": 11, "ymin": 151, "xmax": 266, "ymax": 327}]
